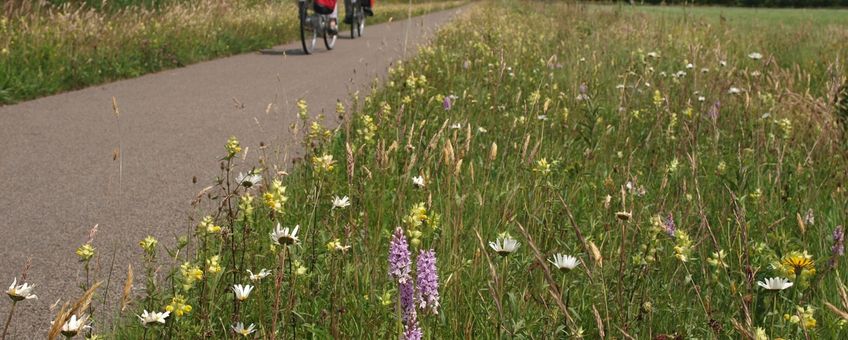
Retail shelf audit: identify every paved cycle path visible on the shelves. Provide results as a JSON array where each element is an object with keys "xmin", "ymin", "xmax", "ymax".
[{"xmin": 0, "ymin": 6, "xmax": 466, "ymax": 337}]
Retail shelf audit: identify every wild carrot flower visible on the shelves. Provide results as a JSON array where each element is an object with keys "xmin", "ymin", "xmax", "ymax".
[
  {"xmin": 549, "ymin": 254, "xmax": 580, "ymax": 271},
  {"xmin": 757, "ymin": 277, "xmax": 793, "ymax": 291},
  {"xmin": 389, "ymin": 227, "xmax": 412, "ymax": 284},
  {"xmin": 232, "ymin": 322, "xmax": 256, "ymax": 336},
  {"xmin": 416, "ymin": 249, "xmax": 440, "ymax": 314},
  {"xmin": 489, "ymin": 235, "xmax": 520, "ymax": 256},
  {"xmin": 138, "ymin": 310, "xmax": 170, "ymax": 326},
  {"xmin": 270, "ymin": 224, "xmax": 300, "ymax": 246},
  {"xmin": 60, "ymin": 314, "xmax": 90, "ymax": 338},
  {"xmin": 232, "ymin": 284, "xmax": 254, "ymax": 301},
  {"xmin": 6, "ymin": 278, "xmax": 37, "ymax": 301}
]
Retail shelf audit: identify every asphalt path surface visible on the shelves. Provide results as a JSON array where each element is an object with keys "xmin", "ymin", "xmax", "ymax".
[{"xmin": 0, "ymin": 5, "xmax": 465, "ymax": 337}]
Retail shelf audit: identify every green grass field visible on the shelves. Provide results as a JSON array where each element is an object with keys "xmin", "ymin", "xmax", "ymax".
[{"xmin": 5, "ymin": 1, "xmax": 848, "ymax": 339}]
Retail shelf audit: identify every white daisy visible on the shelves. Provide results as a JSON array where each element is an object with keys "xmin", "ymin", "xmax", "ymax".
[
  {"xmin": 232, "ymin": 322, "xmax": 257, "ymax": 337},
  {"xmin": 138, "ymin": 310, "xmax": 170, "ymax": 326},
  {"xmin": 331, "ymin": 195, "xmax": 351, "ymax": 209},
  {"xmin": 757, "ymin": 277, "xmax": 793, "ymax": 291},
  {"xmin": 247, "ymin": 269, "xmax": 271, "ymax": 282},
  {"xmin": 549, "ymin": 254, "xmax": 580, "ymax": 271},
  {"xmin": 489, "ymin": 236, "xmax": 520, "ymax": 256},
  {"xmin": 412, "ymin": 175, "xmax": 426, "ymax": 188},
  {"xmin": 232, "ymin": 284, "xmax": 254, "ymax": 301},
  {"xmin": 728, "ymin": 87, "xmax": 743, "ymax": 95},
  {"xmin": 235, "ymin": 172, "xmax": 262, "ymax": 188},
  {"xmin": 60, "ymin": 314, "xmax": 90, "ymax": 338},
  {"xmin": 6, "ymin": 277, "xmax": 37, "ymax": 302},
  {"xmin": 748, "ymin": 52, "xmax": 763, "ymax": 60},
  {"xmin": 270, "ymin": 224, "xmax": 300, "ymax": 245}
]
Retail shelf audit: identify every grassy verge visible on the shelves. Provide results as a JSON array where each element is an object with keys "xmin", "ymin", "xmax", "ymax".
[
  {"xmin": 5, "ymin": 0, "xmax": 848, "ymax": 338},
  {"xmin": 0, "ymin": 0, "xmax": 465, "ymax": 105}
]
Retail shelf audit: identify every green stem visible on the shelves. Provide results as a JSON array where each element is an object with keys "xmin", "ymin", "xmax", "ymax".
[{"xmin": 1, "ymin": 301, "xmax": 17, "ymax": 340}]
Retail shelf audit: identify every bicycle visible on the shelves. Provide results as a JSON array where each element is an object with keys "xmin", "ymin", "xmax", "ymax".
[
  {"xmin": 298, "ymin": 0, "xmax": 338, "ymax": 55},
  {"xmin": 348, "ymin": 0, "xmax": 365, "ymax": 39}
]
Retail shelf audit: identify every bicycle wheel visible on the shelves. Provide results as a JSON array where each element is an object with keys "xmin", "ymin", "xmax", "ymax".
[
  {"xmin": 323, "ymin": 19, "xmax": 337, "ymax": 50},
  {"xmin": 300, "ymin": 2, "xmax": 317, "ymax": 54}
]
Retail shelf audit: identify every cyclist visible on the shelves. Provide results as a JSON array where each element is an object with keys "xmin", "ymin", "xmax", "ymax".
[
  {"xmin": 315, "ymin": 0, "xmax": 373, "ymax": 35},
  {"xmin": 343, "ymin": 0, "xmax": 373, "ymax": 26},
  {"xmin": 314, "ymin": 0, "xmax": 340, "ymax": 34}
]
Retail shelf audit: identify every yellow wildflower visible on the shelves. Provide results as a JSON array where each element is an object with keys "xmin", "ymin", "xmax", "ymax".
[
  {"xmin": 76, "ymin": 244, "xmax": 95, "ymax": 262},
  {"xmin": 198, "ymin": 215, "xmax": 221, "ymax": 234},
  {"xmin": 779, "ymin": 251, "xmax": 815, "ymax": 278},
  {"xmin": 784, "ymin": 305, "xmax": 816, "ymax": 329},
  {"xmin": 207, "ymin": 255, "xmax": 222, "ymax": 274},
  {"xmin": 139, "ymin": 236, "xmax": 157, "ymax": 255},
  {"xmin": 165, "ymin": 295, "xmax": 192, "ymax": 317},
  {"xmin": 225, "ymin": 136, "xmax": 241, "ymax": 157}
]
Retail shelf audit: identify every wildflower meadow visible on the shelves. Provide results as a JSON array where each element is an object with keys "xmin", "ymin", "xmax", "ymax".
[{"xmin": 4, "ymin": 0, "xmax": 848, "ymax": 339}]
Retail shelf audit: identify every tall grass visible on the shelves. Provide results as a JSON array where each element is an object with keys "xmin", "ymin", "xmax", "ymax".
[{"xmin": 4, "ymin": 0, "xmax": 848, "ymax": 339}]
